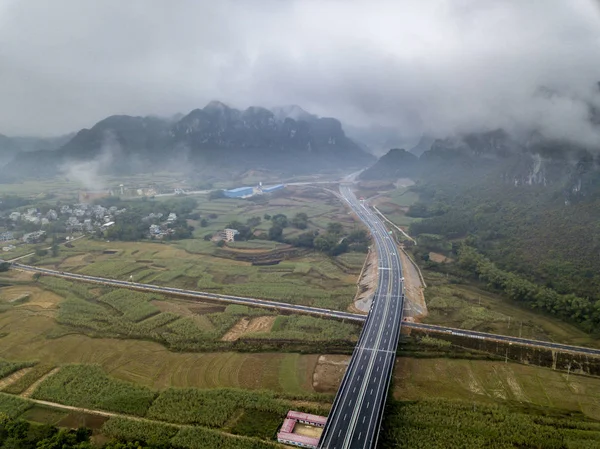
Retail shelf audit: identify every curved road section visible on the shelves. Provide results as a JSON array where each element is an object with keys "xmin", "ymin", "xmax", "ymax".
[{"xmin": 318, "ymin": 186, "xmax": 405, "ymax": 449}]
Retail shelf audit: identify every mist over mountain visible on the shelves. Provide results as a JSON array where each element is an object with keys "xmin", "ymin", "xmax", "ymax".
[{"xmin": 0, "ymin": 101, "xmax": 373, "ymax": 182}]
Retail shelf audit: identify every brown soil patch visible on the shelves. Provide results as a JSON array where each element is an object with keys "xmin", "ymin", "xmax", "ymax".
[
  {"xmin": 429, "ymin": 252, "xmax": 453, "ymax": 263},
  {"xmin": 153, "ymin": 299, "xmax": 225, "ymax": 316},
  {"xmin": 152, "ymin": 300, "xmax": 194, "ymax": 317},
  {"xmin": 294, "ymin": 423, "xmax": 323, "ymax": 439},
  {"xmin": 0, "ymin": 367, "xmax": 32, "ymax": 390},
  {"xmin": 399, "ymin": 248, "xmax": 427, "ymax": 320},
  {"xmin": 312, "ymin": 355, "xmax": 350, "ymax": 393},
  {"xmin": 1, "ymin": 286, "xmax": 62, "ymax": 310},
  {"xmin": 22, "ymin": 367, "xmax": 61, "ymax": 398},
  {"xmin": 221, "ymin": 316, "xmax": 276, "ymax": 341},
  {"xmin": 2, "ymin": 270, "xmax": 34, "ymax": 281},
  {"xmin": 60, "ymin": 254, "xmax": 90, "ymax": 266},
  {"xmin": 351, "ymin": 247, "xmax": 378, "ymax": 313}
]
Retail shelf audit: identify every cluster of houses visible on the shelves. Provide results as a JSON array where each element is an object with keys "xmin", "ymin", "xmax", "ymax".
[{"xmin": 147, "ymin": 213, "xmax": 178, "ymax": 239}]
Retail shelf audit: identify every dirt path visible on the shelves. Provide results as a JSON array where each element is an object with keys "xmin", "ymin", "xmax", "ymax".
[
  {"xmin": 22, "ymin": 367, "xmax": 61, "ymax": 398},
  {"xmin": 221, "ymin": 316, "xmax": 276, "ymax": 341},
  {"xmin": 0, "ymin": 368, "xmax": 32, "ymax": 390},
  {"xmin": 399, "ymin": 248, "xmax": 427, "ymax": 320}
]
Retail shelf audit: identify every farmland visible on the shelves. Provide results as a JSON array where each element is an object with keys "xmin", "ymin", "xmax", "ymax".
[{"xmin": 0, "ymin": 273, "xmax": 351, "ymax": 392}]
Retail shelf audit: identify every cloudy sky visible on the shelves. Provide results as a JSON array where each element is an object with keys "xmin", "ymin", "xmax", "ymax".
[{"xmin": 1, "ymin": 0, "xmax": 599, "ymax": 144}]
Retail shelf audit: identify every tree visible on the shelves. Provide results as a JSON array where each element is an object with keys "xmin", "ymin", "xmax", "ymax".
[
  {"xmin": 268, "ymin": 225, "xmax": 283, "ymax": 241},
  {"xmin": 263, "ymin": 213, "xmax": 271, "ymax": 220},
  {"xmin": 35, "ymin": 248, "xmax": 48, "ymax": 257},
  {"xmin": 291, "ymin": 212, "xmax": 309, "ymax": 229},
  {"xmin": 271, "ymin": 214, "xmax": 288, "ymax": 228},
  {"xmin": 200, "ymin": 218, "xmax": 209, "ymax": 227},
  {"xmin": 51, "ymin": 244, "xmax": 59, "ymax": 257},
  {"xmin": 208, "ymin": 190, "xmax": 226, "ymax": 200},
  {"xmin": 327, "ymin": 222, "xmax": 343, "ymax": 235},
  {"xmin": 0, "ymin": 262, "xmax": 10, "ymax": 272},
  {"xmin": 33, "ymin": 272, "xmax": 41, "ymax": 281}
]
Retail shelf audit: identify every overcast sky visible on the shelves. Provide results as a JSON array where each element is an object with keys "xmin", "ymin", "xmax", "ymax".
[{"xmin": 1, "ymin": 0, "xmax": 600, "ymax": 144}]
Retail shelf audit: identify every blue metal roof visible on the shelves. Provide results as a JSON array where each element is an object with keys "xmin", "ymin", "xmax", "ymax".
[{"xmin": 226, "ymin": 186, "xmax": 253, "ymax": 193}]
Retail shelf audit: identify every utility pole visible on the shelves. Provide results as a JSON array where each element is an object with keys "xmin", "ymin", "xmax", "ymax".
[
  {"xmin": 519, "ymin": 320, "xmax": 523, "ymax": 338},
  {"xmin": 566, "ymin": 361, "xmax": 572, "ymax": 381},
  {"xmin": 507, "ymin": 316, "xmax": 511, "ymax": 329}
]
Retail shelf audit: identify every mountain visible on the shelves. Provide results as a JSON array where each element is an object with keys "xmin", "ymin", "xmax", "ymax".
[
  {"xmin": 271, "ymin": 105, "xmax": 317, "ymax": 122},
  {"xmin": 0, "ymin": 134, "xmax": 20, "ymax": 167},
  {"xmin": 11, "ymin": 134, "xmax": 75, "ymax": 152},
  {"xmin": 1, "ymin": 101, "xmax": 373, "ymax": 181},
  {"xmin": 359, "ymin": 148, "xmax": 419, "ymax": 180},
  {"xmin": 409, "ymin": 134, "xmax": 435, "ymax": 156}
]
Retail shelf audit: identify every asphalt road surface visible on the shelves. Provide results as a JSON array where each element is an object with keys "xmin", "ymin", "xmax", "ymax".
[{"xmin": 318, "ymin": 185, "xmax": 405, "ymax": 449}]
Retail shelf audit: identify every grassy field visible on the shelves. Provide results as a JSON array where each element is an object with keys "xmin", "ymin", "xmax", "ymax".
[
  {"xmin": 393, "ymin": 357, "xmax": 600, "ymax": 420},
  {"xmin": 421, "ymin": 270, "xmax": 600, "ymax": 348}
]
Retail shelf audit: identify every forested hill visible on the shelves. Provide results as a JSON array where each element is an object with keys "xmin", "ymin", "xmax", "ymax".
[
  {"xmin": 405, "ymin": 132, "xmax": 600, "ymax": 332},
  {"xmin": 359, "ymin": 148, "xmax": 418, "ymax": 180}
]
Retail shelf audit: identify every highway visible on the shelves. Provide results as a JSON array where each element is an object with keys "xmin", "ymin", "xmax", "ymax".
[{"xmin": 317, "ymin": 185, "xmax": 405, "ymax": 449}]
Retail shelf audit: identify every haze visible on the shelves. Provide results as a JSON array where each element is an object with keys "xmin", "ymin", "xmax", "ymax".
[{"xmin": 1, "ymin": 0, "xmax": 600, "ymax": 145}]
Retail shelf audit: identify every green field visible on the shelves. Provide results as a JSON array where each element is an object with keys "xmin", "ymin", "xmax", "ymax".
[
  {"xmin": 38, "ymin": 237, "xmax": 358, "ymax": 310},
  {"xmin": 421, "ymin": 270, "xmax": 600, "ymax": 348},
  {"xmin": 380, "ymin": 398, "xmax": 600, "ymax": 449}
]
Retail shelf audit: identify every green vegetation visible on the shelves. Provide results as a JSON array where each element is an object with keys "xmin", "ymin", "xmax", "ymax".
[
  {"xmin": 0, "ymin": 360, "xmax": 33, "ymax": 379},
  {"xmin": 170, "ymin": 426, "xmax": 280, "ymax": 449},
  {"xmin": 0, "ymin": 394, "xmax": 32, "ymax": 418},
  {"xmin": 147, "ymin": 388, "xmax": 290, "ymax": 427},
  {"xmin": 379, "ymin": 399, "xmax": 600, "ymax": 449},
  {"xmin": 254, "ymin": 315, "xmax": 358, "ymax": 341},
  {"xmin": 456, "ymin": 245, "xmax": 600, "ymax": 332},
  {"xmin": 3, "ymin": 364, "xmax": 55, "ymax": 395},
  {"xmin": 408, "ymin": 174, "xmax": 600, "ymax": 333},
  {"xmin": 229, "ymin": 410, "xmax": 282, "ymax": 440},
  {"xmin": 32, "ymin": 365, "xmax": 156, "ymax": 416},
  {"xmin": 0, "ymin": 412, "xmax": 93, "ymax": 448},
  {"xmin": 101, "ymin": 418, "xmax": 179, "ymax": 446}
]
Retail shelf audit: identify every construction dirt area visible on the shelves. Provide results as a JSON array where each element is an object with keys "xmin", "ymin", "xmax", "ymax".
[
  {"xmin": 399, "ymin": 248, "xmax": 427, "ymax": 320},
  {"xmin": 221, "ymin": 316, "xmax": 276, "ymax": 341},
  {"xmin": 349, "ymin": 248, "xmax": 378, "ymax": 314},
  {"xmin": 312, "ymin": 355, "xmax": 350, "ymax": 393}
]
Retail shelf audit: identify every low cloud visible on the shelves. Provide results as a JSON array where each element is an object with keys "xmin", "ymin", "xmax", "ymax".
[
  {"xmin": 60, "ymin": 131, "xmax": 120, "ymax": 190},
  {"xmin": 0, "ymin": 0, "xmax": 599, "ymax": 147}
]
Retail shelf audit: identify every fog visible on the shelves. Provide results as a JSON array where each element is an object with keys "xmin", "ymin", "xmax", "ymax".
[{"xmin": 1, "ymin": 0, "xmax": 599, "ymax": 145}]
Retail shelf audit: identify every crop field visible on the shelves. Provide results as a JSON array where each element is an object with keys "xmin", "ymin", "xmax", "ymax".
[
  {"xmin": 23, "ymin": 363, "xmax": 329, "ymax": 442},
  {"xmin": 380, "ymin": 398, "xmax": 600, "ymax": 449},
  {"xmin": 393, "ymin": 357, "xmax": 600, "ymax": 421},
  {"xmin": 40, "ymin": 237, "xmax": 358, "ymax": 310},
  {"xmin": 3, "ymin": 363, "xmax": 55, "ymax": 394},
  {"xmin": 0, "ymin": 360, "xmax": 31, "ymax": 379},
  {"xmin": 0, "ymin": 282, "xmax": 329, "ymax": 393},
  {"xmin": 0, "ymin": 393, "xmax": 32, "ymax": 417},
  {"xmin": 32, "ymin": 364, "xmax": 157, "ymax": 416},
  {"xmin": 421, "ymin": 270, "xmax": 600, "ymax": 347}
]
